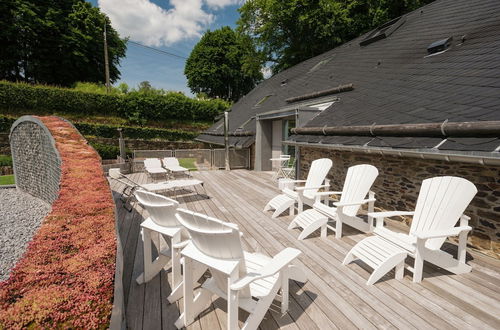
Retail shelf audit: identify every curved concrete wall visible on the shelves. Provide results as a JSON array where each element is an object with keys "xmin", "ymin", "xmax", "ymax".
[{"xmin": 9, "ymin": 116, "xmax": 61, "ymax": 204}]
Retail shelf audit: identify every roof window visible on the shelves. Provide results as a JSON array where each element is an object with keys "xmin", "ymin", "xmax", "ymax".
[
  {"xmin": 308, "ymin": 55, "xmax": 334, "ymax": 73},
  {"xmin": 254, "ymin": 94, "xmax": 273, "ymax": 107},
  {"xmin": 359, "ymin": 17, "xmax": 405, "ymax": 46},
  {"xmin": 426, "ymin": 37, "xmax": 453, "ymax": 55}
]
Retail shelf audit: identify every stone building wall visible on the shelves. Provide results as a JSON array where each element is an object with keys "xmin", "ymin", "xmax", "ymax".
[
  {"xmin": 9, "ymin": 116, "xmax": 61, "ymax": 204},
  {"xmin": 299, "ymin": 146, "xmax": 500, "ymax": 258}
]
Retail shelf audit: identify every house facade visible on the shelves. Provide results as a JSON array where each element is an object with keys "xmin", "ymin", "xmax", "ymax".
[{"xmin": 197, "ymin": 0, "xmax": 500, "ymax": 258}]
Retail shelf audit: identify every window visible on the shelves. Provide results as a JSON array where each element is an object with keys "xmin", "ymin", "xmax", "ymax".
[{"xmin": 359, "ymin": 17, "xmax": 405, "ymax": 46}]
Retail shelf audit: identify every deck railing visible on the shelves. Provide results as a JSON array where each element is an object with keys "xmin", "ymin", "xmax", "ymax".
[{"xmin": 130, "ymin": 148, "xmax": 251, "ymax": 172}]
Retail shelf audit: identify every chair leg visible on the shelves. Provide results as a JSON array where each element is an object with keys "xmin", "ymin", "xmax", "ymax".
[
  {"xmin": 335, "ymin": 218, "xmax": 342, "ymax": 238},
  {"xmin": 413, "ymin": 239, "xmax": 425, "ymax": 283},
  {"xmin": 281, "ymin": 269, "xmax": 289, "ymax": 314},
  {"xmin": 228, "ymin": 269, "xmax": 239, "ymax": 330}
]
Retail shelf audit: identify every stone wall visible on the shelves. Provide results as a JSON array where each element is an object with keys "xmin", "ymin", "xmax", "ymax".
[
  {"xmin": 9, "ymin": 116, "xmax": 61, "ymax": 203},
  {"xmin": 299, "ymin": 146, "xmax": 500, "ymax": 259}
]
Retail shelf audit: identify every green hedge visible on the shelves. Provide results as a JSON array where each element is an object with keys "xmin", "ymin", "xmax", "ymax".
[
  {"xmin": 89, "ymin": 142, "xmax": 131, "ymax": 160},
  {"xmin": 0, "ymin": 154, "xmax": 12, "ymax": 166},
  {"xmin": 74, "ymin": 122, "xmax": 198, "ymax": 141},
  {"xmin": 0, "ymin": 80, "xmax": 230, "ymax": 122},
  {"xmin": 0, "ymin": 115, "xmax": 198, "ymax": 141}
]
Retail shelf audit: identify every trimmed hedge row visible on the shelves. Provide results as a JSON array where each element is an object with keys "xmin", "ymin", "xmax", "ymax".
[
  {"xmin": 75, "ymin": 122, "xmax": 198, "ymax": 141},
  {"xmin": 0, "ymin": 80, "xmax": 230, "ymax": 122},
  {"xmin": 0, "ymin": 115, "xmax": 198, "ymax": 141},
  {"xmin": 89, "ymin": 142, "xmax": 132, "ymax": 160},
  {"xmin": 0, "ymin": 116, "xmax": 116, "ymax": 328}
]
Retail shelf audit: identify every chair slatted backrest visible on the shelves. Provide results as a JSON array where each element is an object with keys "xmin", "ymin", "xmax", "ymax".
[
  {"xmin": 135, "ymin": 190, "xmax": 180, "ymax": 227},
  {"xmin": 303, "ymin": 158, "xmax": 333, "ymax": 199},
  {"xmin": 176, "ymin": 209, "xmax": 251, "ymax": 298},
  {"xmin": 163, "ymin": 157, "xmax": 180, "ymax": 167},
  {"xmin": 144, "ymin": 158, "xmax": 162, "ymax": 169},
  {"xmin": 339, "ymin": 164, "xmax": 379, "ymax": 216},
  {"xmin": 410, "ymin": 176, "xmax": 477, "ymax": 250}
]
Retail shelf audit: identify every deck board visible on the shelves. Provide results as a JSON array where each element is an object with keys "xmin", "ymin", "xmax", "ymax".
[{"xmin": 108, "ymin": 170, "xmax": 500, "ymax": 330}]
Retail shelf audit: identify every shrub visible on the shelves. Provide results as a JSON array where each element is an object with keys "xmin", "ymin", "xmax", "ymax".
[
  {"xmin": 0, "ymin": 116, "xmax": 116, "ymax": 328},
  {"xmin": 0, "ymin": 154, "xmax": 12, "ymax": 166},
  {"xmin": 89, "ymin": 142, "xmax": 132, "ymax": 160},
  {"xmin": 0, "ymin": 80, "xmax": 230, "ymax": 122}
]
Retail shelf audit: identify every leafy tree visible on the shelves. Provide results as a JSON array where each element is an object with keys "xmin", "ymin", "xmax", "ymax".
[
  {"xmin": 185, "ymin": 26, "xmax": 263, "ymax": 102},
  {"xmin": 238, "ymin": 0, "xmax": 434, "ymax": 74},
  {"xmin": 0, "ymin": 0, "xmax": 126, "ymax": 86}
]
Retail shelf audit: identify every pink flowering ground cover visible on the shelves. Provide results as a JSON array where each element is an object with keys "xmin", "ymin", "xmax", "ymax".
[{"xmin": 0, "ymin": 116, "xmax": 116, "ymax": 329}]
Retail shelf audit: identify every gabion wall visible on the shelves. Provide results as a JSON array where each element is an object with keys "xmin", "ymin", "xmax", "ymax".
[{"xmin": 9, "ymin": 116, "xmax": 61, "ymax": 204}]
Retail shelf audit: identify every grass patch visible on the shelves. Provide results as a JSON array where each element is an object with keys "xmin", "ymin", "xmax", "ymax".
[
  {"xmin": 0, "ymin": 175, "xmax": 14, "ymax": 185},
  {"xmin": 178, "ymin": 158, "xmax": 197, "ymax": 171}
]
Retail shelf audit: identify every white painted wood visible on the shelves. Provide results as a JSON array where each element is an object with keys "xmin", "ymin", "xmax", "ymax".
[
  {"xmin": 176, "ymin": 209, "xmax": 303, "ymax": 330},
  {"xmin": 264, "ymin": 158, "xmax": 332, "ymax": 217},
  {"xmin": 144, "ymin": 158, "xmax": 168, "ymax": 179},
  {"xmin": 163, "ymin": 157, "xmax": 189, "ymax": 176},
  {"xmin": 287, "ymin": 164, "xmax": 379, "ymax": 239},
  {"xmin": 345, "ymin": 176, "xmax": 477, "ymax": 284}
]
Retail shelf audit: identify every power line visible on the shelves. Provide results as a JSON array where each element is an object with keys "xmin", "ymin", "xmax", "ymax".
[{"xmin": 127, "ymin": 40, "xmax": 188, "ymax": 60}]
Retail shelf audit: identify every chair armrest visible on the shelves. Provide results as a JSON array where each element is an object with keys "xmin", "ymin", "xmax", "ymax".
[
  {"xmin": 230, "ymin": 248, "xmax": 302, "ymax": 291},
  {"xmin": 333, "ymin": 198, "xmax": 376, "ymax": 207},
  {"xmin": 368, "ymin": 211, "xmax": 415, "ymax": 218},
  {"xmin": 313, "ymin": 191, "xmax": 342, "ymax": 197},
  {"xmin": 287, "ymin": 180, "xmax": 307, "ymax": 184},
  {"xmin": 172, "ymin": 239, "xmax": 190, "ymax": 249},
  {"xmin": 415, "ymin": 226, "xmax": 472, "ymax": 240},
  {"xmin": 295, "ymin": 185, "xmax": 329, "ymax": 191}
]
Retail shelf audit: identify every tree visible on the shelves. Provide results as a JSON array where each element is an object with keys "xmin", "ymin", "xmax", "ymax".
[
  {"xmin": 238, "ymin": 0, "xmax": 434, "ymax": 74},
  {"xmin": 0, "ymin": 0, "xmax": 126, "ymax": 86},
  {"xmin": 185, "ymin": 26, "xmax": 263, "ymax": 102}
]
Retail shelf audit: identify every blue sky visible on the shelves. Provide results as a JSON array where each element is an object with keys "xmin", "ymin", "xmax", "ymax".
[{"xmin": 88, "ymin": 0, "xmax": 242, "ymax": 95}]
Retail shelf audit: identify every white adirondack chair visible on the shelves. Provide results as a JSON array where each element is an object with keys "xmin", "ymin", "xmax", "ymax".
[
  {"xmin": 134, "ymin": 190, "xmax": 206, "ymax": 303},
  {"xmin": 175, "ymin": 209, "xmax": 303, "ymax": 330},
  {"xmin": 163, "ymin": 157, "xmax": 190, "ymax": 177},
  {"xmin": 144, "ymin": 158, "xmax": 168, "ymax": 179},
  {"xmin": 288, "ymin": 164, "xmax": 378, "ymax": 240},
  {"xmin": 264, "ymin": 158, "xmax": 332, "ymax": 218},
  {"xmin": 344, "ymin": 176, "xmax": 477, "ymax": 284}
]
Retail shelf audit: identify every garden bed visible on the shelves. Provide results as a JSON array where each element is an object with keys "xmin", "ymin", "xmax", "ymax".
[{"xmin": 0, "ymin": 116, "xmax": 117, "ymax": 328}]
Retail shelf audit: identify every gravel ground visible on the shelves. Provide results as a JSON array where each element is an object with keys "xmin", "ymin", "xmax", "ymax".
[{"xmin": 0, "ymin": 188, "xmax": 51, "ymax": 281}]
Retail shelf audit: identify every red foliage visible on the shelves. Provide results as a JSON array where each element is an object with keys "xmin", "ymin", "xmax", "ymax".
[{"xmin": 0, "ymin": 116, "xmax": 116, "ymax": 329}]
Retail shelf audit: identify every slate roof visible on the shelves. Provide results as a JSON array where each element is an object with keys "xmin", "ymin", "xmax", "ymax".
[{"xmin": 197, "ymin": 0, "xmax": 500, "ymax": 153}]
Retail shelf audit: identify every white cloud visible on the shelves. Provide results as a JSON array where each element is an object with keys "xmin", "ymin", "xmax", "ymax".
[
  {"xmin": 99, "ymin": 0, "xmax": 216, "ymax": 46},
  {"xmin": 204, "ymin": 0, "xmax": 242, "ymax": 9}
]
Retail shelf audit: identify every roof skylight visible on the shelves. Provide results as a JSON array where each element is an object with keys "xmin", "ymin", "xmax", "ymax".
[{"xmin": 359, "ymin": 16, "xmax": 405, "ymax": 47}]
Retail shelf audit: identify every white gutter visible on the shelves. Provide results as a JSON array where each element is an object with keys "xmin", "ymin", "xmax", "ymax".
[{"xmin": 285, "ymin": 141, "xmax": 500, "ymax": 166}]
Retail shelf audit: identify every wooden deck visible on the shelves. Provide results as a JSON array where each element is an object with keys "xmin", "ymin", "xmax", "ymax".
[{"xmin": 110, "ymin": 170, "xmax": 500, "ymax": 330}]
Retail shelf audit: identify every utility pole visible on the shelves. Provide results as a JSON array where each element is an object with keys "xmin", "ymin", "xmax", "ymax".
[{"xmin": 103, "ymin": 23, "xmax": 111, "ymax": 93}]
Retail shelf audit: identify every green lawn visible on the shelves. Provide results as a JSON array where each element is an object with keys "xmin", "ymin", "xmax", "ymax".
[
  {"xmin": 178, "ymin": 158, "xmax": 197, "ymax": 171},
  {"xmin": 0, "ymin": 175, "xmax": 14, "ymax": 185}
]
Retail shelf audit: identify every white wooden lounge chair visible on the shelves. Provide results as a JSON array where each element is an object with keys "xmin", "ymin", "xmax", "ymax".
[
  {"xmin": 163, "ymin": 157, "xmax": 190, "ymax": 177},
  {"xmin": 134, "ymin": 190, "xmax": 208, "ymax": 303},
  {"xmin": 288, "ymin": 164, "xmax": 378, "ymax": 239},
  {"xmin": 144, "ymin": 158, "xmax": 168, "ymax": 180},
  {"xmin": 175, "ymin": 209, "xmax": 303, "ymax": 330},
  {"xmin": 109, "ymin": 168, "xmax": 205, "ymax": 202},
  {"xmin": 344, "ymin": 176, "xmax": 477, "ymax": 284},
  {"xmin": 264, "ymin": 158, "xmax": 332, "ymax": 218}
]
